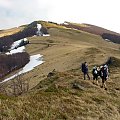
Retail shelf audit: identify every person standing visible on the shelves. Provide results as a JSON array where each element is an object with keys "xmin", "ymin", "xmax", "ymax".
[{"xmin": 81, "ymin": 62, "xmax": 90, "ymax": 80}]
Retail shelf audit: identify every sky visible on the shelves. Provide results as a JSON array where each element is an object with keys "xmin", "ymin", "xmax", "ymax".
[{"xmin": 0, "ymin": 0, "xmax": 120, "ymax": 33}]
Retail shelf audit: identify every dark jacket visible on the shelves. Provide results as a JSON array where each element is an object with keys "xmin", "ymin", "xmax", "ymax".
[
  {"xmin": 82, "ymin": 63, "xmax": 88, "ymax": 74},
  {"xmin": 100, "ymin": 67, "xmax": 108, "ymax": 78}
]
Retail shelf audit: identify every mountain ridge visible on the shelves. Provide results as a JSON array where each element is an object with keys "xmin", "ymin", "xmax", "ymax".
[{"xmin": 0, "ymin": 20, "xmax": 120, "ymax": 44}]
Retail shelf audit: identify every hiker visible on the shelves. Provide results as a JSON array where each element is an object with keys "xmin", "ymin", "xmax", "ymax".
[
  {"xmin": 81, "ymin": 62, "xmax": 90, "ymax": 80},
  {"xmin": 92, "ymin": 66, "xmax": 100, "ymax": 85},
  {"xmin": 100, "ymin": 65, "xmax": 109, "ymax": 90}
]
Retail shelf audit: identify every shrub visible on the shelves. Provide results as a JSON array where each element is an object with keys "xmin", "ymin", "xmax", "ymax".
[{"xmin": 0, "ymin": 52, "xmax": 30, "ymax": 80}]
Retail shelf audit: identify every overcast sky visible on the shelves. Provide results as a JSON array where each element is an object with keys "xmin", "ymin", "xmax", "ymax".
[{"xmin": 0, "ymin": 0, "xmax": 120, "ymax": 33}]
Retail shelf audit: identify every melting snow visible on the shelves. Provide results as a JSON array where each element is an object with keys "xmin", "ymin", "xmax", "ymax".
[
  {"xmin": 36, "ymin": 24, "xmax": 50, "ymax": 36},
  {"xmin": 43, "ymin": 34, "xmax": 50, "ymax": 36},
  {"xmin": 6, "ymin": 38, "xmax": 29, "ymax": 55},
  {"xmin": 11, "ymin": 39, "xmax": 23, "ymax": 50},
  {"xmin": 10, "ymin": 38, "xmax": 28, "ymax": 50},
  {"xmin": 1, "ymin": 35, "xmax": 46, "ymax": 83},
  {"xmin": 64, "ymin": 22, "xmax": 69, "ymax": 25},
  {"xmin": 36, "ymin": 24, "xmax": 42, "ymax": 36},
  {"xmin": 105, "ymin": 39, "xmax": 110, "ymax": 42},
  {"xmin": 0, "ymin": 54, "xmax": 44, "ymax": 83},
  {"xmin": 6, "ymin": 46, "xmax": 25, "ymax": 55},
  {"xmin": 23, "ymin": 38, "xmax": 27, "ymax": 41},
  {"xmin": 37, "ymin": 24, "xmax": 42, "ymax": 31}
]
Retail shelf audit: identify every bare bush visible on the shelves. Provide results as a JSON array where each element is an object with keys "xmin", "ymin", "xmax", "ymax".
[
  {"xmin": 10, "ymin": 74, "xmax": 29, "ymax": 96},
  {"xmin": 0, "ymin": 36, "xmax": 14, "ymax": 52},
  {"xmin": 0, "ymin": 74, "xmax": 29, "ymax": 96}
]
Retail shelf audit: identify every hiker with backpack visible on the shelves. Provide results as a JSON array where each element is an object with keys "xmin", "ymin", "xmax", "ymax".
[
  {"xmin": 92, "ymin": 66, "xmax": 100, "ymax": 85},
  {"xmin": 100, "ymin": 65, "xmax": 109, "ymax": 90},
  {"xmin": 81, "ymin": 62, "xmax": 90, "ymax": 80}
]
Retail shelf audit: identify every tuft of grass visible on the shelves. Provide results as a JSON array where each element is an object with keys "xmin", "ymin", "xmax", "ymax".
[
  {"xmin": 0, "ymin": 94, "xmax": 9, "ymax": 100},
  {"xmin": 45, "ymin": 84, "xmax": 58, "ymax": 92},
  {"xmin": 92, "ymin": 97, "xmax": 105, "ymax": 104},
  {"xmin": 36, "ymin": 75, "xmax": 59, "ymax": 89}
]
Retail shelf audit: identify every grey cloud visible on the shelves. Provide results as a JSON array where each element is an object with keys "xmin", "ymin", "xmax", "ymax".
[{"xmin": 0, "ymin": 0, "xmax": 50, "ymax": 29}]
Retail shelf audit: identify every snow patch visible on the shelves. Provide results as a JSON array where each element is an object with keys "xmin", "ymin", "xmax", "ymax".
[
  {"xmin": 36, "ymin": 24, "xmax": 50, "ymax": 36},
  {"xmin": 10, "ymin": 38, "xmax": 28, "ymax": 50},
  {"xmin": 37, "ymin": 24, "xmax": 42, "ymax": 31},
  {"xmin": 43, "ymin": 34, "xmax": 50, "ymax": 36},
  {"xmin": 0, "ymin": 54, "xmax": 44, "ymax": 83},
  {"xmin": 36, "ymin": 24, "xmax": 42, "ymax": 36},
  {"xmin": 64, "ymin": 22, "xmax": 69, "ymax": 25},
  {"xmin": 11, "ymin": 39, "xmax": 23, "ymax": 50},
  {"xmin": 6, "ymin": 38, "xmax": 29, "ymax": 55},
  {"xmin": 105, "ymin": 39, "xmax": 110, "ymax": 42},
  {"xmin": 6, "ymin": 46, "xmax": 25, "ymax": 55},
  {"xmin": 23, "ymin": 38, "xmax": 27, "ymax": 41}
]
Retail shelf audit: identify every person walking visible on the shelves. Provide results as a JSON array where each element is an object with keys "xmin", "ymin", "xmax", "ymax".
[
  {"xmin": 100, "ymin": 65, "xmax": 109, "ymax": 90},
  {"xmin": 81, "ymin": 62, "xmax": 90, "ymax": 80},
  {"xmin": 92, "ymin": 66, "xmax": 99, "ymax": 85}
]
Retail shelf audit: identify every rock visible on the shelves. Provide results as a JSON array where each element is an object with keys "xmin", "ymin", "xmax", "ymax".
[
  {"xmin": 72, "ymin": 82, "xmax": 85, "ymax": 91},
  {"xmin": 47, "ymin": 69, "xmax": 56, "ymax": 78}
]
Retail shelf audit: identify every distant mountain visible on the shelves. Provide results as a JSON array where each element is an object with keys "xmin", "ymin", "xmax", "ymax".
[{"xmin": 62, "ymin": 22, "xmax": 120, "ymax": 44}]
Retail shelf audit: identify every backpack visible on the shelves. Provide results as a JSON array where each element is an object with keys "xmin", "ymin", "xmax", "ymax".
[
  {"xmin": 101, "ymin": 67, "xmax": 108, "ymax": 77},
  {"xmin": 94, "ymin": 69, "xmax": 98, "ymax": 74},
  {"xmin": 92, "ymin": 68, "xmax": 97, "ymax": 75}
]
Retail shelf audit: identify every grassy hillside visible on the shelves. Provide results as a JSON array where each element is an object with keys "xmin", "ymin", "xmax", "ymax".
[
  {"xmin": 0, "ymin": 27, "xmax": 24, "ymax": 38},
  {"xmin": 0, "ymin": 23, "xmax": 120, "ymax": 120},
  {"xmin": 62, "ymin": 22, "xmax": 120, "ymax": 43},
  {"xmin": 1, "ymin": 65, "xmax": 120, "ymax": 120}
]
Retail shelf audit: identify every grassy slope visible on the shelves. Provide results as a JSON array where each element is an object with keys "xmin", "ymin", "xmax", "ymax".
[
  {"xmin": 0, "ymin": 25, "xmax": 120, "ymax": 120},
  {"xmin": 0, "ymin": 27, "xmax": 24, "ymax": 38},
  {"xmin": 63, "ymin": 22, "xmax": 120, "ymax": 36}
]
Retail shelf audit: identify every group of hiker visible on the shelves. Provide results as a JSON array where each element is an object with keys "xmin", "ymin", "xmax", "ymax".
[{"xmin": 81, "ymin": 62, "xmax": 109, "ymax": 90}]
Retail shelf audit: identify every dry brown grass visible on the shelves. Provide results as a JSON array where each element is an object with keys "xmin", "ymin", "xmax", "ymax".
[
  {"xmin": 64, "ymin": 21, "xmax": 90, "ymax": 28},
  {"xmin": 38, "ymin": 21, "xmax": 67, "ymax": 29},
  {"xmin": 1, "ymin": 67, "xmax": 120, "ymax": 120},
  {"xmin": 0, "ymin": 26, "xmax": 120, "ymax": 120},
  {"xmin": 0, "ymin": 27, "xmax": 23, "ymax": 38}
]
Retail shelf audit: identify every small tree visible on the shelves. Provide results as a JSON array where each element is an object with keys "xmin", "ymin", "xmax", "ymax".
[{"xmin": 0, "ymin": 74, "xmax": 30, "ymax": 96}]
